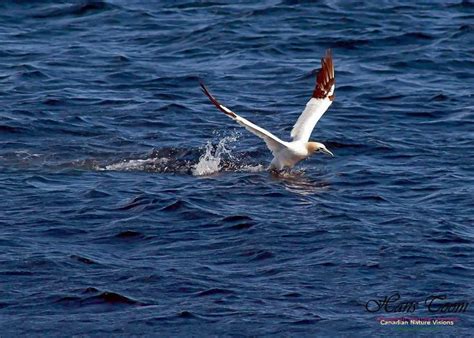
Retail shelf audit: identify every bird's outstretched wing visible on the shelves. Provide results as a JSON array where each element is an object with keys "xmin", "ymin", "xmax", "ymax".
[
  {"xmin": 290, "ymin": 49, "xmax": 335, "ymax": 142},
  {"xmin": 200, "ymin": 81, "xmax": 287, "ymax": 156}
]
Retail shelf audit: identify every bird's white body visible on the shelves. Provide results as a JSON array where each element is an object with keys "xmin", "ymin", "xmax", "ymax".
[
  {"xmin": 270, "ymin": 141, "xmax": 309, "ymax": 170},
  {"xmin": 200, "ymin": 49, "xmax": 336, "ymax": 170}
]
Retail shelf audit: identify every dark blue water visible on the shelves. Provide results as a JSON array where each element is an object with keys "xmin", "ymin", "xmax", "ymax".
[{"xmin": 1, "ymin": 0, "xmax": 473, "ymax": 336}]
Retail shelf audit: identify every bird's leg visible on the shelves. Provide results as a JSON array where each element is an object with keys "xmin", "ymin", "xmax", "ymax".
[
  {"xmin": 267, "ymin": 167, "xmax": 280, "ymax": 175},
  {"xmin": 268, "ymin": 166, "xmax": 292, "ymax": 177}
]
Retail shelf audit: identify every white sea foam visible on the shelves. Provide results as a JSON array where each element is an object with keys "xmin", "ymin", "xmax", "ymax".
[
  {"xmin": 237, "ymin": 164, "xmax": 266, "ymax": 173},
  {"xmin": 100, "ymin": 157, "xmax": 169, "ymax": 171}
]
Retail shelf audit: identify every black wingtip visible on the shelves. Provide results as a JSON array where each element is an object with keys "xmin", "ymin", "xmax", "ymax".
[
  {"xmin": 198, "ymin": 78, "xmax": 206, "ymax": 91},
  {"xmin": 198, "ymin": 81, "xmax": 237, "ymax": 118},
  {"xmin": 199, "ymin": 80, "xmax": 213, "ymax": 100}
]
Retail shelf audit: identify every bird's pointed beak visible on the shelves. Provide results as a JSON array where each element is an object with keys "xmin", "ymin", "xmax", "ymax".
[{"xmin": 322, "ymin": 148, "xmax": 334, "ymax": 157}]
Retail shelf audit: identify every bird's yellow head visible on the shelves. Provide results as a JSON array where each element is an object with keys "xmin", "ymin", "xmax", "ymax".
[{"xmin": 307, "ymin": 142, "xmax": 334, "ymax": 156}]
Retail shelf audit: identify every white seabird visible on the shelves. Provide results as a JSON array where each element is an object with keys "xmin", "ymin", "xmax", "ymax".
[{"xmin": 200, "ymin": 49, "xmax": 335, "ymax": 171}]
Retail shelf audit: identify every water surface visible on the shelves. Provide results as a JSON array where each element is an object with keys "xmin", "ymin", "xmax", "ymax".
[{"xmin": 1, "ymin": 0, "xmax": 473, "ymax": 336}]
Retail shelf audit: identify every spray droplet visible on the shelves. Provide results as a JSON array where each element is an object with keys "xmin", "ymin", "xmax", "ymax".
[{"xmin": 192, "ymin": 135, "xmax": 237, "ymax": 176}]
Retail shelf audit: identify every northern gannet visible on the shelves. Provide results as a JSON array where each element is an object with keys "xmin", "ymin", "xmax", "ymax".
[{"xmin": 200, "ymin": 49, "xmax": 335, "ymax": 171}]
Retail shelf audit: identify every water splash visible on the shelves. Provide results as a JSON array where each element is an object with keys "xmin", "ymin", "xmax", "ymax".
[
  {"xmin": 92, "ymin": 133, "xmax": 266, "ymax": 175},
  {"xmin": 192, "ymin": 134, "xmax": 237, "ymax": 176}
]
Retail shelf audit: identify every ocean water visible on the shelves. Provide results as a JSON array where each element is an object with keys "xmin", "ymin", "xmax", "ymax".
[{"xmin": 1, "ymin": 0, "xmax": 473, "ymax": 336}]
